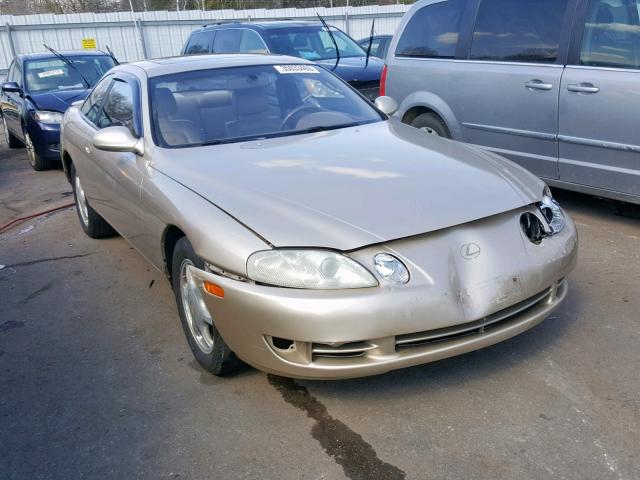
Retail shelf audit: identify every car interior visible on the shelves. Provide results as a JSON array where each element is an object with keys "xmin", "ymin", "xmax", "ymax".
[{"xmin": 151, "ymin": 69, "xmax": 367, "ymax": 147}]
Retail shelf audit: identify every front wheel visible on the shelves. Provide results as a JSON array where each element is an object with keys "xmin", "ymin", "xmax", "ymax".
[
  {"xmin": 71, "ymin": 164, "xmax": 116, "ymax": 238},
  {"xmin": 172, "ymin": 237, "xmax": 242, "ymax": 376},
  {"xmin": 24, "ymin": 130, "xmax": 54, "ymax": 171}
]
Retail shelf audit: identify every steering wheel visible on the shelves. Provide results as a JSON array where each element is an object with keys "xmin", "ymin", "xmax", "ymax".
[{"xmin": 279, "ymin": 105, "xmax": 324, "ymax": 130}]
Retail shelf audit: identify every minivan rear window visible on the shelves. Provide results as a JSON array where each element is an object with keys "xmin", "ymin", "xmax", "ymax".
[
  {"xmin": 470, "ymin": 0, "xmax": 569, "ymax": 63},
  {"xmin": 395, "ymin": 0, "xmax": 465, "ymax": 59}
]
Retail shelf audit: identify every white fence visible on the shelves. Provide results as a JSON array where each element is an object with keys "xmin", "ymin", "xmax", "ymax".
[{"xmin": 0, "ymin": 5, "xmax": 410, "ymax": 73}]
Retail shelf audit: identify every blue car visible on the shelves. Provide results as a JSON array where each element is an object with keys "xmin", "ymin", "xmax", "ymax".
[
  {"xmin": 182, "ymin": 21, "xmax": 384, "ymax": 101},
  {"xmin": 1, "ymin": 51, "xmax": 115, "ymax": 170}
]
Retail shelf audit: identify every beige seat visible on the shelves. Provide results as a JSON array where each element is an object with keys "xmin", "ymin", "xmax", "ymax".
[{"xmin": 154, "ymin": 88, "xmax": 203, "ymax": 146}]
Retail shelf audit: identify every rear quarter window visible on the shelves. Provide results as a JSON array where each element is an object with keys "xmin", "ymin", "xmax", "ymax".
[
  {"xmin": 395, "ymin": 0, "xmax": 466, "ymax": 58},
  {"xmin": 185, "ymin": 31, "xmax": 212, "ymax": 55}
]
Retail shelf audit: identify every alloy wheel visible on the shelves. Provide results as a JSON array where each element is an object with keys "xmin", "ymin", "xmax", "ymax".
[
  {"xmin": 74, "ymin": 173, "xmax": 89, "ymax": 227},
  {"xmin": 2, "ymin": 117, "xmax": 9, "ymax": 146},
  {"xmin": 180, "ymin": 259, "xmax": 215, "ymax": 354},
  {"xmin": 24, "ymin": 131, "xmax": 36, "ymax": 166}
]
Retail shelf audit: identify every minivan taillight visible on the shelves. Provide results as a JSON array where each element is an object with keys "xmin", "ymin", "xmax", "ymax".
[{"xmin": 379, "ymin": 64, "xmax": 387, "ymax": 97}]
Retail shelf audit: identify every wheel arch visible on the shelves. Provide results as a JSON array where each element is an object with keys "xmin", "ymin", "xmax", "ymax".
[
  {"xmin": 396, "ymin": 92, "xmax": 461, "ymax": 139},
  {"xmin": 61, "ymin": 150, "xmax": 73, "ymax": 183},
  {"xmin": 162, "ymin": 225, "xmax": 187, "ymax": 281}
]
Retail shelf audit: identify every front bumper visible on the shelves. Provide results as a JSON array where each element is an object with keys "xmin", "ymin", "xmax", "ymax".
[
  {"xmin": 26, "ymin": 119, "xmax": 61, "ymax": 161},
  {"xmin": 193, "ymin": 206, "xmax": 578, "ymax": 380}
]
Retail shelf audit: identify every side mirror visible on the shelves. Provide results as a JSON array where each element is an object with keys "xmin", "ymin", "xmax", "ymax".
[
  {"xmin": 2, "ymin": 81, "xmax": 22, "ymax": 95},
  {"xmin": 374, "ymin": 96, "xmax": 398, "ymax": 116},
  {"xmin": 93, "ymin": 126, "xmax": 144, "ymax": 156}
]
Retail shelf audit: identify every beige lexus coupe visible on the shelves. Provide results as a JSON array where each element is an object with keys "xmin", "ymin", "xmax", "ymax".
[{"xmin": 60, "ymin": 55, "xmax": 578, "ymax": 380}]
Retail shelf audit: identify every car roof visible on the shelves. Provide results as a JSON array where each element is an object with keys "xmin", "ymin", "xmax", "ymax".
[
  {"xmin": 199, "ymin": 20, "xmax": 329, "ymax": 32},
  {"xmin": 16, "ymin": 50, "xmax": 111, "ymax": 61},
  {"xmin": 120, "ymin": 53, "xmax": 313, "ymax": 78}
]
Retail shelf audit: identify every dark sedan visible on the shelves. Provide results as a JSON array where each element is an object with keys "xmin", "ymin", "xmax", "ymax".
[
  {"xmin": 1, "ymin": 51, "xmax": 115, "ymax": 170},
  {"xmin": 358, "ymin": 35, "xmax": 393, "ymax": 60}
]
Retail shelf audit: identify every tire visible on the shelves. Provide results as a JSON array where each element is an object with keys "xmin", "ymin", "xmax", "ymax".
[
  {"xmin": 24, "ymin": 130, "xmax": 54, "ymax": 171},
  {"xmin": 172, "ymin": 237, "xmax": 242, "ymax": 376},
  {"xmin": 607, "ymin": 200, "xmax": 640, "ymax": 219},
  {"xmin": 410, "ymin": 112, "xmax": 451, "ymax": 138},
  {"xmin": 71, "ymin": 164, "xmax": 116, "ymax": 238},
  {"xmin": 2, "ymin": 114, "xmax": 22, "ymax": 148}
]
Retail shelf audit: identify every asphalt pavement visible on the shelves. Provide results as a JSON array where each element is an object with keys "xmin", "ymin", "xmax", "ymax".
[{"xmin": 1, "ymin": 139, "xmax": 639, "ymax": 480}]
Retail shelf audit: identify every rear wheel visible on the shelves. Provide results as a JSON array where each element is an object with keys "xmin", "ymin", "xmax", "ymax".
[
  {"xmin": 2, "ymin": 115, "xmax": 22, "ymax": 148},
  {"xmin": 71, "ymin": 164, "xmax": 116, "ymax": 238},
  {"xmin": 172, "ymin": 237, "xmax": 242, "ymax": 376},
  {"xmin": 607, "ymin": 200, "xmax": 640, "ymax": 219},
  {"xmin": 25, "ymin": 130, "xmax": 53, "ymax": 171},
  {"xmin": 410, "ymin": 112, "xmax": 451, "ymax": 138}
]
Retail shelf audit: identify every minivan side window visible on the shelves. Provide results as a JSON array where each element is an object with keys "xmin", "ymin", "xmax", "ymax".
[
  {"xmin": 395, "ymin": 0, "xmax": 465, "ymax": 58},
  {"xmin": 239, "ymin": 29, "xmax": 268, "ymax": 53},
  {"xmin": 213, "ymin": 29, "xmax": 243, "ymax": 53},
  {"xmin": 470, "ymin": 0, "xmax": 569, "ymax": 63},
  {"xmin": 185, "ymin": 31, "xmax": 212, "ymax": 55},
  {"xmin": 579, "ymin": 0, "xmax": 640, "ymax": 69}
]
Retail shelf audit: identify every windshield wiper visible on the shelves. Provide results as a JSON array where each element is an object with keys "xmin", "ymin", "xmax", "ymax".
[
  {"xmin": 317, "ymin": 14, "xmax": 340, "ymax": 71},
  {"xmin": 43, "ymin": 44, "xmax": 91, "ymax": 89},
  {"xmin": 104, "ymin": 45, "xmax": 120, "ymax": 65},
  {"xmin": 365, "ymin": 18, "xmax": 375, "ymax": 69}
]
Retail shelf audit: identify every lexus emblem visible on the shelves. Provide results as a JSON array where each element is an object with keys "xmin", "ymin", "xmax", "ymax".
[{"xmin": 460, "ymin": 242, "xmax": 481, "ymax": 260}]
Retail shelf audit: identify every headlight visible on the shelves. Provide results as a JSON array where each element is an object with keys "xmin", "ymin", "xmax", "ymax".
[
  {"xmin": 373, "ymin": 253, "xmax": 410, "ymax": 284},
  {"xmin": 539, "ymin": 186, "xmax": 566, "ymax": 234},
  {"xmin": 32, "ymin": 111, "xmax": 63, "ymax": 124},
  {"xmin": 247, "ymin": 249, "xmax": 378, "ymax": 289}
]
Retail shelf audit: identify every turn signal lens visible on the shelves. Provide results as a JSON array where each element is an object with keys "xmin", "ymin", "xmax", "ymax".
[{"xmin": 203, "ymin": 281, "xmax": 224, "ymax": 298}]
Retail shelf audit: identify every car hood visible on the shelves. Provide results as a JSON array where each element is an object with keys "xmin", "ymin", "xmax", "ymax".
[
  {"xmin": 153, "ymin": 120, "xmax": 544, "ymax": 251},
  {"xmin": 316, "ymin": 56, "xmax": 383, "ymax": 83},
  {"xmin": 28, "ymin": 89, "xmax": 89, "ymax": 112}
]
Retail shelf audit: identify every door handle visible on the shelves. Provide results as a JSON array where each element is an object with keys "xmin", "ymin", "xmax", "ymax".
[
  {"xmin": 525, "ymin": 79, "xmax": 553, "ymax": 91},
  {"xmin": 567, "ymin": 83, "xmax": 599, "ymax": 94}
]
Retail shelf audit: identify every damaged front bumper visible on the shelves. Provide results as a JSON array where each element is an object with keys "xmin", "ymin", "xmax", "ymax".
[{"xmin": 191, "ymin": 206, "xmax": 578, "ymax": 380}]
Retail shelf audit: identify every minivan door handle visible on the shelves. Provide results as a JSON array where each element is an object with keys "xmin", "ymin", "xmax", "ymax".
[
  {"xmin": 567, "ymin": 83, "xmax": 600, "ymax": 94},
  {"xmin": 525, "ymin": 79, "xmax": 553, "ymax": 91}
]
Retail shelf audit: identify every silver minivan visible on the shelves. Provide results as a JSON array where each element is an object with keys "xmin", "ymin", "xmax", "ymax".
[{"xmin": 384, "ymin": 0, "xmax": 640, "ymax": 209}]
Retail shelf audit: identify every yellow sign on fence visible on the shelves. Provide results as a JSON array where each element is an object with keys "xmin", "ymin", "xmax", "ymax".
[{"xmin": 82, "ymin": 38, "xmax": 96, "ymax": 50}]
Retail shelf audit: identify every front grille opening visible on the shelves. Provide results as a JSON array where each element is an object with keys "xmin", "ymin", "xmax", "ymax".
[
  {"xmin": 271, "ymin": 337, "xmax": 294, "ymax": 350},
  {"xmin": 396, "ymin": 286, "xmax": 553, "ymax": 351},
  {"xmin": 312, "ymin": 341, "xmax": 374, "ymax": 360},
  {"xmin": 520, "ymin": 212, "xmax": 546, "ymax": 244}
]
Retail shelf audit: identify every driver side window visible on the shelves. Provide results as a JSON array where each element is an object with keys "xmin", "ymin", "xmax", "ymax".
[
  {"xmin": 82, "ymin": 76, "xmax": 112, "ymax": 126},
  {"xmin": 96, "ymin": 80, "xmax": 136, "ymax": 136}
]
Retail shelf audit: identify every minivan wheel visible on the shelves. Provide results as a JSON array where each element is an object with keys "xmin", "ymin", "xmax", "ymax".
[
  {"xmin": 2, "ymin": 115, "xmax": 22, "ymax": 148},
  {"xmin": 172, "ymin": 237, "xmax": 243, "ymax": 376},
  {"xmin": 71, "ymin": 164, "xmax": 116, "ymax": 238},
  {"xmin": 607, "ymin": 200, "xmax": 640, "ymax": 219},
  {"xmin": 410, "ymin": 113, "xmax": 451, "ymax": 138}
]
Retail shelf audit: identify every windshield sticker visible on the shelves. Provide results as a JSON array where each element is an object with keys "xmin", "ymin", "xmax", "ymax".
[
  {"xmin": 274, "ymin": 65, "xmax": 319, "ymax": 74},
  {"xmin": 37, "ymin": 69, "xmax": 65, "ymax": 79}
]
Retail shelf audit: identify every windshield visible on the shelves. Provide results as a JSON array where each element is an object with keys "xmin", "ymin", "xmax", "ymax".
[
  {"xmin": 149, "ymin": 64, "xmax": 383, "ymax": 149},
  {"xmin": 24, "ymin": 56, "xmax": 115, "ymax": 94},
  {"xmin": 266, "ymin": 27, "xmax": 367, "ymax": 60}
]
